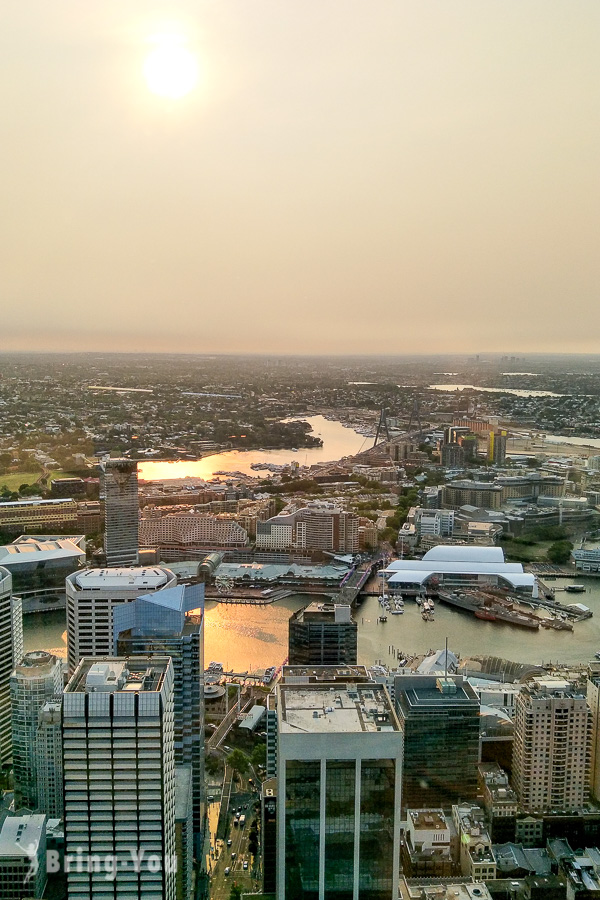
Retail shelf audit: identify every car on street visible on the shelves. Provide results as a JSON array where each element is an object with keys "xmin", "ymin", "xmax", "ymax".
[
  {"xmin": 243, "ymin": 861, "xmax": 248, "ymax": 870},
  {"xmin": 231, "ymin": 852, "xmax": 236, "ymax": 860},
  {"xmin": 227, "ymin": 839, "xmax": 232, "ymax": 846},
  {"xmin": 224, "ymin": 867, "xmax": 230, "ymax": 876}
]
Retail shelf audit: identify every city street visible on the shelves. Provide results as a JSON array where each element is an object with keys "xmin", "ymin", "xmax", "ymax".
[{"xmin": 206, "ymin": 775, "xmax": 260, "ymax": 900}]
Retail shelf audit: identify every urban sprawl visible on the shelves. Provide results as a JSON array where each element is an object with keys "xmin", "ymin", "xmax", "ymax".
[{"xmin": 3, "ymin": 353, "xmax": 600, "ymax": 900}]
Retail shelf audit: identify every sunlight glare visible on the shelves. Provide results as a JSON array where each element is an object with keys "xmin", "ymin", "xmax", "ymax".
[{"xmin": 144, "ymin": 35, "xmax": 199, "ymax": 99}]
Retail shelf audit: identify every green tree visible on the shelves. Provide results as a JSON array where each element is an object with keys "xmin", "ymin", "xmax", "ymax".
[
  {"xmin": 228, "ymin": 749, "xmax": 249, "ymax": 776},
  {"xmin": 229, "ymin": 884, "xmax": 242, "ymax": 900},
  {"xmin": 547, "ymin": 541, "xmax": 574, "ymax": 565},
  {"xmin": 251, "ymin": 743, "xmax": 266, "ymax": 769}
]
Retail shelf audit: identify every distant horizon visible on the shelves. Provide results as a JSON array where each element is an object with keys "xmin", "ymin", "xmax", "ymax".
[{"xmin": 2, "ymin": 348, "xmax": 600, "ymax": 360}]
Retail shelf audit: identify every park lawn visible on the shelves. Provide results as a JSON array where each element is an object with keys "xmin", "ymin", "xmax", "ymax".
[
  {"xmin": 502, "ymin": 540, "xmax": 555, "ymax": 562},
  {"xmin": 0, "ymin": 472, "xmax": 43, "ymax": 492}
]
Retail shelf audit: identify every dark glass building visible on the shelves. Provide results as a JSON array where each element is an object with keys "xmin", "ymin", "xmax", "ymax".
[
  {"xmin": 288, "ymin": 602, "xmax": 357, "ymax": 667},
  {"xmin": 395, "ymin": 674, "xmax": 480, "ymax": 813}
]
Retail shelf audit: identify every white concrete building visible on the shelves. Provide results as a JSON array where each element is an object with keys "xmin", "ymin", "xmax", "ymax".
[
  {"xmin": 382, "ymin": 545, "xmax": 537, "ymax": 595},
  {"xmin": 65, "ymin": 566, "xmax": 177, "ymax": 674},
  {"xmin": 452, "ymin": 804, "xmax": 497, "ymax": 881},
  {"xmin": 0, "ymin": 566, "xmax": 23, "ymax": 766},
  {"xmin": 0, "ymin": 814, "xmax": 47, "ymax": 899},
  {"xmin": 276, "ymin": 681, "xmax": 402, "ymax": 900},
  {"xmin": 139, "ymin": 513, "xmax": 248, "ymax": 549},
  {"xmin": 513, "ymin": 677, "xmax": 591, "ymax": 814},
  {"xmin": 63, "ymin": 657, "xmax": 176, "ymax": 900},
  {"xmin": 10, "ymin": 650, "xmax": 63, "ymax": 809}
]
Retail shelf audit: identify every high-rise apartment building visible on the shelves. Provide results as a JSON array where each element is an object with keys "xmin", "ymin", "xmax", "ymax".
[
  {"xmin": 65, "ymin": 566, "xmax": 177, "ymax": 673},
  {"xmin": 441, "ymin": 442, "xmax": 465, "ymax": 468},
  {"xmin": 114, "ymin": 582, "xmax": 204, "ymax": 854},
  {"xmin": 395, "ymin": 674, "xmax": 480, "ymax": 813},
  {"xmin": 35, "ymin": 699, "xmax": 64, "ymax": 818},
  {"xmin": 63, "ymin": 656, "xmax": 176, "ymax": 900},
  {"xmin": 101, "ymin": 458, "xmax": 139, "ymax": 566},
  {"xmin": 0, "ymin": 566, "xmax": 23, "ymax": 766},
  {"xmin": 288, "ymin": 602, "xmax": 358, "ymax": 667},
  {"xmin": 487, "ymin": 431, "xmax": 507, "ymax": 466},
  {"xmin": 10, "ymin": 650, "xmax": 63, "ymax": 809},
  {"xmin": 513, "ymin": 677, "xmax": 591, "ymax": 814},
  {"xmin": 276, "ymin": 681, "xmax": 402, "ymax": 900},
  {"xmin": 256, "ymin": 502, "xmax": 359, "ymax": 553}
]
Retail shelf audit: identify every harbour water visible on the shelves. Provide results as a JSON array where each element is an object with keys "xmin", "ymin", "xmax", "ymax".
[
  {"xmin": 428, "ymin": 383, "xmax": 563, "ymax": 398},
  {"xmin": 137, "ymin": 415, "xmax": 369, "ymax": 482},
  {"xmin": 23, "ymin": 579, "xmax": 600, "ymax": 672}
]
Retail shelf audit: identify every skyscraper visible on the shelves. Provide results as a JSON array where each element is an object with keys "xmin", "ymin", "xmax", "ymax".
[
  {"xmin": 113, "ymin": 582, "xmax": 204, "ymax": 855},
  {"xmin": 288, "ymin": 602, "xmax": 358, "ymax": 667},
  {"xmin": 10, "ymin": 650, "xmax": 63, "ymax": 809},
  {"xmin": 65, "ymin": 565, "xmax": 177, "ymax": 674},
  {"xmin": 513, "ymin": 677, "xmax": 591, "ymax": 814},
  {"xmin": 63, "ymin": 656, "xmax": 176, "ymax": 900},
  {"xmin": 0, "ymin": 566, "xmax": 23, "ymax": 766},
  {"xmin": 487, "ymin": 430, "xmax": 507, "ymax": 466},
  {"xmin": 35, "ymin": 699, "xmax": 64, "ymax": 818},
  {"xmin": 276, "ymin": 681, "xmax": 402, "ymax": 900},
  {"xmin": 395, "ymin": 674, "xmax": 480, "ymax": 813},
  {"xmin": 101, "ymin": 458, "xmax": 139, "ymax": 567}
]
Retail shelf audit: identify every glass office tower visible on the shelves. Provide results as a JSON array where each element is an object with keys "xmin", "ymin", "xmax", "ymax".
[
  {"xmin": 394, "ymin": 674, "xmax": 480, "ymax": 813},
  {"xmin": 113, "ymin": 582, "xmax": 204, "ymax": 856},
  {"xmin": 277, "ymin": 682, "xmax": 402, "ymax": 900}
]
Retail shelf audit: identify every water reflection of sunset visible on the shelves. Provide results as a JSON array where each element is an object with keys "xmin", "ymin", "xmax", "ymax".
[{"xmin": 138, "ymin": 416, "xmax": 367, "ymax": 482}]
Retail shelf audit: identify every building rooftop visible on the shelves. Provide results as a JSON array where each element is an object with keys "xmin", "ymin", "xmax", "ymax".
[
  {"xmin": 282, "ymin": 665, "xmax": 370, "ymax": 683},
  {"xmin": 278, "ymin": 683, "xmax": 399, "ymax": 734},
  {"xmin": 0, "ymin": 537, "xmax": 85, "ymax": 572},
  {"xmin": 0, "ymin": 497, "xmax": 76, "ymax": 508},
  {"xmin": 13, "ymin": 650, "xmax": 59, "ymax": 676},
  {"xmin": 396, "ymin": 674, "xmax": 480, "ymax": 710},
  {"xmin": 0, "ymin": 814, "xmax": 46, "ymax": 858},
  {"xmin": 423, "ymin": 546, "xmax": 506, "ymax": 563},
  {"xmin": 71, "ymin": 566, "xmax": 173, "ymax": 590},
  {"xmin": 400, "ymin": 878, "xmax": 492, "ymax": 900},
  {"xmin": 65, "ymin": 656, "xmax": 171, "ymax": 695},
  {"xmin": 408, "ymin": 809, "xmax": 449, "ymax": 832}
]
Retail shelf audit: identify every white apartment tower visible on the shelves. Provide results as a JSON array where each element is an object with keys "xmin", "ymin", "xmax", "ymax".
[
  {"xmin": 35, "ymin": 699, "xmax": 64, "ymax": 818},
  {"xmin": 0, "ymin": 566, "xmax": 23, "ymax": 766},
  {"xmin": 63, "ymin": 656, "xmax": 176, "ymax": 900},
  {"xmin": 65, "ymin": 566, "xmax": 177, "ymax": 674},
  {"xmin": 10, "ymin": 650, "xmax": 63, "ymax": 809},
  {"xmin": 101, "ymin": 458, "xmax": 140, "ymax": 567},
  {"xmin": 513, "ymin": 678, "xmax": 591, "ymax": 814},
  {"xmin": 276, "ymin": 681, "xmax": 403, "ymax": 900}
]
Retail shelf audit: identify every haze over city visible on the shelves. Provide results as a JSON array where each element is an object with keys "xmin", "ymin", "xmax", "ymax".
[{"xmin": 1, "ymin": 1, "xmax": 599, "ymax": 355}]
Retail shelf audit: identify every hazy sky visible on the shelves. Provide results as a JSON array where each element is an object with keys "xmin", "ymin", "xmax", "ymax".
[{"xmin": 1, "ymin": 2, "xmax": 599, "ymax": 355}]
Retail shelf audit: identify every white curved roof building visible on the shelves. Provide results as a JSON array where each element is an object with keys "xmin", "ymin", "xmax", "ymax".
[{"xmin": 383, "ymin": 546, "xmax": 537, "ymax": 595}]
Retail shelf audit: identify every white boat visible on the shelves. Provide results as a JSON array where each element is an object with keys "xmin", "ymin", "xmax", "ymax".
[{"xmin": 391, "ymin": 608, "xmax": 404, "ymax": 615}]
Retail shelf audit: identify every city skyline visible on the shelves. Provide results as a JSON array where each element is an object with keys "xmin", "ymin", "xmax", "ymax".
[{"xmin": 1, "ymin": 2, "xmax": 599, "ymax": 355}]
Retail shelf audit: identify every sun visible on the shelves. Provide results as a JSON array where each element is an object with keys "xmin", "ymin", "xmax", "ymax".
[{"xmin": 144, "ymin": 37, "xmax": 199, "ymax": 99}]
